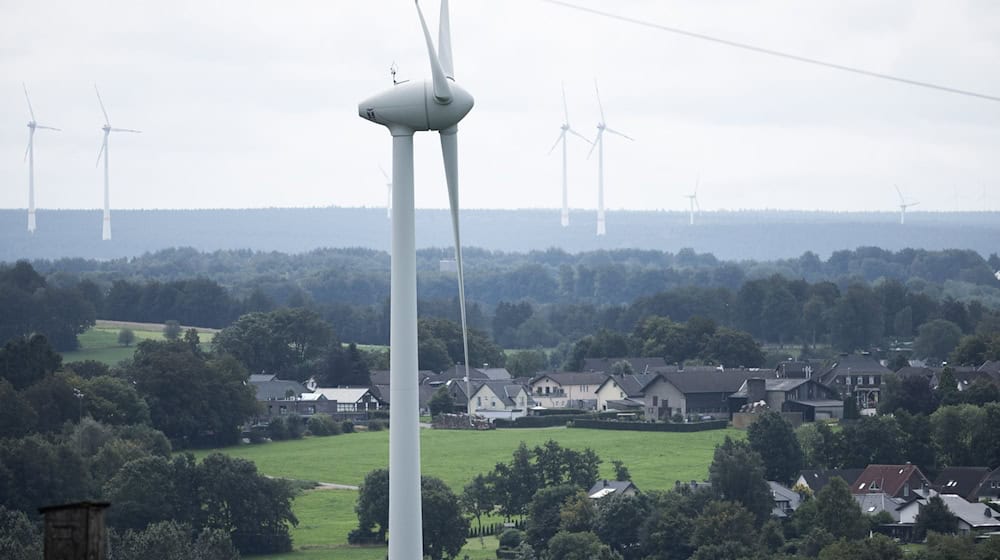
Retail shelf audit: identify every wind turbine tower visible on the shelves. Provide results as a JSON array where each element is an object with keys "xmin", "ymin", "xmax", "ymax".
[
  {"xmin": 379, "ymin": 165, "xmax": 392, "ymax": 219},
  {"xmin": 22, "ymin": 84, "xmax": 60, "ymax": 233},
  {"xmin": 589, "ymin": 81, "xmax": 632, "ymax": 236},
  {"xmin": 895, "ymin": 185, "xmax": 918, "ymax": 225},
  {"xmin": 684, "ymin": 178, "xmax": 700, "ymax": 225},
  {"xmin": 95, "ymin": 85, "xmax": 141, "ymax": 241},
  {"xmin": 358, "ymin": 2, "xmax": 474, "ymax": 558},
  {"xmin": 548, "ymin": 83, "xmax": 590, "ymax": 227}
]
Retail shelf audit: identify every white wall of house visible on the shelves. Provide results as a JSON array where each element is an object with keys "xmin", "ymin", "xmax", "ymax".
[
  {"xmin": 641, "ymin": 377, "xmax": 687, "ymax": 419},
  {"xmin": 530, "ymin": 377, "xmax": 598, "ymax": 408},
  {"xmin": 471, "ymin": 385, "xmax": 530, "ymax": 419}
]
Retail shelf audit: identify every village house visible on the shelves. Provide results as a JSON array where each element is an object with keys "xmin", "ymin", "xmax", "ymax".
[
  {"xmin": 529, "ymin": 371, "xmax": 608, "ymax": 409},
  {"xmin": 594, "ymin": 374, "xmax": 655, "ymax": 414},
  {"xmin": 851, "ymin": 464, "xmax": 932, "ymax": 500},
  {"xmin": 302, "ymin": 387, "xmax": 383, "ymax": 412},
  {"xmin": 730, "ymin": 377, "xmax": 844, "ymax": 421},
  {"xmin": 469, "ymin": 380, "xmax": 533, "ymax": 419},
  {"xmin": 588, "ymin": 479, "xmax": 639, "ymax": 499},
  {"xmin": 818, "ymin": 353, "xmax": 892, "ymax": 411},
  {"xmin": 795, "ymin": 469, "xmax": 866, "ymax": 494},
  {"xmin": 896, "ymin": 493, "xmax": 1000, "ymax": 535},
  {"xmin": 639, "ymin": 369, "xmax": 776, "ymax": 420}
]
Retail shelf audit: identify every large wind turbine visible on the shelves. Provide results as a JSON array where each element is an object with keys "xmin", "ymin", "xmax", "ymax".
[
  {"xmin": 379, "ymin": 165, "xmax": 392, "ymax": 219},
  {"xmin": 895, "ymin": 185, "xmax": 918, "ymax": 225},
  {"xmin": 23, "ymin": 84, "xmax": 60, "ymax": 233},
  {"xmin": 588, "ymin": 81, "xmax": 632, "ymax": 236},
  {"xmin": 684, "ymin": 178, "xmax": 700, "ymax": 225},
  {"xmin": 358, "ymin": 1, "xmax": 474, "ymax": 558},
  {"xmin": 95, "ymin": 85, "xmax": 141, "ymax": 241},
  {"xmin": 547, "ymin": 84, "xmax": 590, "ymax": 227}
]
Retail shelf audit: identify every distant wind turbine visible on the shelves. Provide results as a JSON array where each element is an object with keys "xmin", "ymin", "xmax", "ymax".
[
  {"xmin": 22, "ymin": 84, "xmax": 60, "ymax": 233},
  {"xmin": 588, "ymin": 81, "xmax": 632, "ymax": 236},
  {"xmin": 547, "ymin": 83, "xmax": 590, "ymax": 227},
  {"xmin": 895, "ymin": 185, "xmax": 918, "ymax": 225},
  {"xmin": 95, "ymin": 85, "xmax": 141, "ymax": 241},
  {"xmin": 684, "ymin": 177, "xmax": 700, "ymax": 225},
  {"xmin": 357, "ymin": 1, "xmax": 474, "ymax": 557},
  {"xmin": 379, "ymin": 165, "xmax": 392, "ymax": 219}
]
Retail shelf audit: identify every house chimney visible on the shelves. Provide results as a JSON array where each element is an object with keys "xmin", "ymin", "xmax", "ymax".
[
  {"xmin": 603, "ymin": 480, "xmax": 608, "ymax": 488},
  {"xmin": 747, "ymin": 378, "xmax": 766, "ymax": 404},
  {"xmin": 986, "ymin": 508, "xmax": 993, "ymax": 518}
]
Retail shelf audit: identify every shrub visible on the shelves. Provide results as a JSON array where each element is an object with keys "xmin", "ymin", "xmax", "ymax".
[
  {"xmin": 341, "ymin": 420, "xmax": 355, "ymax": 433},
  {"xmin": 267, "ymin": 417, "xmax": 289, "ymax": 440},
  {"xmin": 307, "ymin": 415, "xmax": 341, "ymax": 436},
  {"xmin": 367, "ymin": 420, "xmax": 387, "ymax": 432},
  {"xmin": 498, "ymin": 528, "xmax": 524, "ymax": 549},
  {"xmin": 286, "ymin": 414, "xmax": 305, "ymax": 439}
]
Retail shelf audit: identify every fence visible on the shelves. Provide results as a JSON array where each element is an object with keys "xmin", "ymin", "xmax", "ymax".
[{"xmin": 569, "ymin": 419, "xmax": 728, "ymax": 432}]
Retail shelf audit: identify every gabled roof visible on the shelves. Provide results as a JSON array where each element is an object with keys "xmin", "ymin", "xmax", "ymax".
[
  {"xmin": 797, "ymin": 469, "xmax": 865, "ymax": 493},
  {"xmin": 431, "ymin": 365, "xmax": 492, "ymax": 383},
  {"xmin": 302, "ymin": 387, "xmax": 374, "ymax": 403},
  {"xmin": 775, "ymin": 361, "xmax": 818, "ymax": 378},
  {"xmin": 893, "ymin": 366, "xmax": 935, "ymax": 380},
  {"xmin": 768, "ymin": 481, "xmax": 802, "ymax": 518},
  {"xmin": 651, "ymin": 370, "xmax": 777, "ymax": 394},
  {"xmin": 933, "ymin": 467, "xmax": 991, "ymax": 502},
  {"xmin": 597, "ymin": 374, "xmax": 657, "ymax": 398},
  {"xmin": 854, "ymin": 493, "xmax": 905, "ymax": 521},
  {"xmin": 249, "ymin": 373, "xmax": 276, "ymax": 383},
  {"xmin": 731, "ymin": 378, "xmax": 809, "ymax": 397},
  {"xmin": 979, "ymin": 361, "xmax": 1000, "ymax": 374},
  {"xmin": 472, "ymin": 380, "xmax": 531, "ymax": 408},
  {"xmin": 587, "ymin": 479, "xmax": 638, "ymax": 499},
  {"xmin": 582, "ymin": 357, "xmax": 667, "ymax": 374},
  {"xmin": 819, "ymin": 354, "xmax": 891, "ymax": 384},
  {"xmin": 912, "ymin": 494, "xmax": 1000, "ymax": 529},
  {"xmin": 853, "ymin": 465, "xmax": 931, "ymax": 497},
  {"xmin": 369, "ymin": 369, "xmax": 436, "ymax": 386},
  {"xmin": 250, "ymin": 378, "xmax": 308, "ymax": 400},
  {"xmin": 530, "ymin": 371, "xmax": 609, "ymax": 387}
]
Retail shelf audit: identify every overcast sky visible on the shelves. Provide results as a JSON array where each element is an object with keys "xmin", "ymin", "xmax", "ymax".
[{"xmin": 2, "ymin": 0, "xmax": 999, "ymax": 213}]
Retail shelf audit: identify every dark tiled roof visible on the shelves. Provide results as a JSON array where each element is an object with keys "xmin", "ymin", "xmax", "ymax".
[
  {"xmin": 853, "ymin": 464, "xmax": 931, "ymax": 498},
  {"xmin": 369, "ymin": 370, "xmax": 436, "ymax": 386},
  {"xmin": 933, "ymin": 467, "xmax": 991, "ymax": 501},
  {"xmin": 892, "ymin": 367, "xmax": 935, "ymax": 380},
  {"xmin": 979, "ymin": 361, "xmax": 1000, "ymax": 374},
  {"xmin": 656, "ymin": 370, "xmax": 776, "ymax": 394},
  {"xmin": 819, "ymin": 354, "xmax": 891, "ymax": 384},
  {"xmin": 587, "ymin": 479, "xmax": 638, "ymax": 497},
  {"xmin": 530, "ymin": 371, "xmax": 609, "ymax": 387},
  {"xmin": 251, "ymin": 378, "xmax": 309, "ymax": 400},
  {"xmin": 601, "ymin": 374, "xmax": 657, "ymax": 398},
  {"xmin": 798, "ymin": 469, "xmax": 865, "ymax": 492},
  {"xmin": 582, "ymin": 357, "xmax": 667, "ymax": 373},
  {"xmin": 475, "ymin": 380, "xmax": 532, "ymax": 407}
]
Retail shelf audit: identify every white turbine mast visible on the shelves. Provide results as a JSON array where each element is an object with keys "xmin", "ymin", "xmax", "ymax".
[
  {"xmin": 357, "ymin": 2, "xmax": 474, "ymax": 558},
  {"xmin": 895, "ymin": 184, "xmax": 918, "ymax": 225},
  {"xmin": 684, "ymin": 177, "xmax": 701, "ymax": 225},
  {"xmin": 588, "ymin": 80, "xmax": 632, "ymax": 236},
  {"xmin": 95, "ymin": 85, "xmax": 141, "ymax": 241},
  {"xmin": 379, "ymin": 164, "xmax": 392, "ymax": 219},
  {"xmin": 23, "ymin": 84, "xmax": 61, "ymax": 233},
  {"xmin": 547, "ymin": 83, "xmax": 590, "ymax": 227}
]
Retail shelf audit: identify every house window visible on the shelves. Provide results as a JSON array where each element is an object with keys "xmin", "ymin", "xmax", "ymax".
[
  {"xmin": 536, "ymin": 387, "xmax": 542, "ymax": 395},
  {"xmin": 477, "ymin": 397, "xmax": 482, "ymax": 406},
  {"xmin": 545, "ymin": 387, "xmax": 550, "ymax": 395},
  {"xmin": 491, "ymin": 400, "xmax": 496, "ymax": 407},
  {"xmin": 844, "ymin": 377, "xmax": 850, "ymax": 385},
  {"xmin": 856, "ymin": 376, "xmax": 863, "ymax": 385},
  {"xmin": 279, "ymin": 405, "xmax": 288, "ymax": 415},
  {"xmin": 306, "ymin": 405, "xmax": 316, "ymax": 414},
  {"xmin": 874, "ymin": 376, "xmax": 881, "ymax": 385},
  {"xmin": 652, "ymin": 396, "xmax": 658, "ymax": 406},
  {"xmin": 868, "ymin": 376, "xmax": 874, "ymax": 385}
]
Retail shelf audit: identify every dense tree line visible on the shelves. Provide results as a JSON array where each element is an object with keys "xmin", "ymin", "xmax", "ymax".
[
  {"xmin": 22, "ymin": 246, "xmax": 1000, "ymax": 346},
  {"xmin": 0, "ymin": 261, "xmax": 95, "ymax": 350}
]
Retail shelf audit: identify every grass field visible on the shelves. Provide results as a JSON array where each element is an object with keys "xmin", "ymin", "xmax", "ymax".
[
  {"xmin": 61, "ymin": 321, "xmax": 217, "ymax": 365},
  {"xmin": 196, "ymin": 426, "xmax": 743, "ymax": 493},
  {"xmin": 199, "ymin": 426, "xmax": 742, "ymax": 559}
]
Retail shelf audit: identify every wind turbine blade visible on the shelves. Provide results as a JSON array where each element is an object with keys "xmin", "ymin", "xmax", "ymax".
[
  {"xmin": 23, "ymin": 83, "xmax": 36, "ymax": 122},
  {"xmin": 604, "ymin": 127, "xmax": 633, "ymax": 141},
  {"xmin": 110, "ymin": 128, "xmax": 142, "ymax": 133},
  {"xmin": 594, "ymin": 80, "xmax": 606, "ymax": 124},
  {"xmin": 440, "ymin": 128, "xmax": 472, "ymax": 403},
  {"xmin": 438, "ymin": 0, "xmax": 454, "ymax": 78},
  {"xmin": 547, "ymin": 130, "xmax": 566, "ymax": 155},
  {"xmin": 568, "ymin": 128, "xmax": 592, "ymax": 145},
  {"xmin": 695, "ymin": 198, "xmax": 701, "ymax": 211},
  {"xmin": 415, "ymin": 0, "xmax": 452, "ymax": 102},
  {"xmin": 95, "ymin": 84, "xmax": 111, "ymax": 124},
  {"xmin": 24, "ymin": 136, "xmax": 31, "ymax": 163},
  {"xmin": 695, "ymin": 176, "xmax": 700, "ymax": 195},
  {"xmin": 587, "ymin": 131, "xmax": 602, "ymax": 159},
  {"xmin": 379, "ymin": 164, "xmax": 390, "ymax": 181},
  {"xmin": 562, "ymin": 82, "xmax": 570, "ymax": 124},
  {"xmin": 96, "ymin": 136, "xmax": 107, "ymax": 167},
  {"xmin": 894, "ymin": 184, "xmax": 905, "ymax": 204},
  {"xmin": 35, "ymin": 125, "xmax": 61, "ymax": 131}
]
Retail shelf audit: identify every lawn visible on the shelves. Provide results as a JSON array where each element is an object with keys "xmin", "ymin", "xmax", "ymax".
[
  {"xmin": 209, "ymin": 427, "xmax": 741, "ymax": 559},
  {"xmin": 196, "ymin": 426, "xmax": 743, "ymax": 493},
  {"xmin": 61, "ymin": 321, "xmax": 216, "ymax": 365}
]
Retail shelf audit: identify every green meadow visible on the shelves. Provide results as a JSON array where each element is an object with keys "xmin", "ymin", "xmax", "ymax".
[
  {"xmin": 199, "ymin": 426, "xmax": 743, "ymax": 559},
  {"xmin": 61, "ymin": 321, "xmax": 217, "ymax": 365}
]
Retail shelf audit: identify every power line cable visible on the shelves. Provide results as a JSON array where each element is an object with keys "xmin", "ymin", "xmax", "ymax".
[{"xmin": 542, "ymin": 0, "xmax": 1000, "ymax": 103}]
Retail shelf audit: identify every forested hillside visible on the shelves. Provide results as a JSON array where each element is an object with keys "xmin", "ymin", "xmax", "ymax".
[{"xmin": 2, "ymin": 208, "xmax": 998, "ymax": 262}]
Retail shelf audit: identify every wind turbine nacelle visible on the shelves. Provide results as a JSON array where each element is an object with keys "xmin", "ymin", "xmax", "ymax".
[{"xmin": 359, "ymin": 80, "xmax": 473, "ymax": 133}]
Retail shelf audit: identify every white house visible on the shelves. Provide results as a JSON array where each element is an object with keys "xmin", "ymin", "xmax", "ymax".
[
  {"xmin": 470, "ymin": 380, "xmax": 533, "ymax": 419},
  {"xmin": 302, "ymin": 387, "xmax": 382, "ymax": 412},
  {"xmin": 529, "ymin": 372, "xmax": 608, "ymax": 409}
]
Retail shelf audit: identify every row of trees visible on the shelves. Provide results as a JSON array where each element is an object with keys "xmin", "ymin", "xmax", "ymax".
[{"xmin": 0, "ymin": 261, "xmax": 95, "ymax": 350}]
